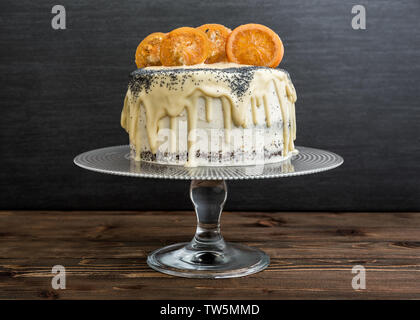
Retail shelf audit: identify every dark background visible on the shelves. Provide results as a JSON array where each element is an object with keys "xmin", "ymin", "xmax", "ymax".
[{"xmin": 1, "ymin": 0, "xmax": 419, "ymax": 211}]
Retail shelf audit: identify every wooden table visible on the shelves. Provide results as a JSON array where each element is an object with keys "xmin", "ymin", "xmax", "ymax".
[{"xmin": 0, "ymin": 211, "xmax": 419, "ymax": 299}]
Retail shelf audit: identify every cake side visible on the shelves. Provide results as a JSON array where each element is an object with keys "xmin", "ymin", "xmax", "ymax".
[{"xmin": 121, "ymin": 63, "xmax": 297, "ymax": 167}]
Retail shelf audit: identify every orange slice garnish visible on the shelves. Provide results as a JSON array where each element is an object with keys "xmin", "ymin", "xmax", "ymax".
[
  {"xmin": 135, "ymin": 32, "xmax": 166, "ymax": 68},
  {"xmin": 196, "ymin": 24, "xmax": 231, "ymax": 64},
  {"xmin": 226, "ymin": 24, "xmax": 284, "ymax": 68},
  {"xmin": 160, "ymin": 27, "xmax": 210, "ymax": 66}
]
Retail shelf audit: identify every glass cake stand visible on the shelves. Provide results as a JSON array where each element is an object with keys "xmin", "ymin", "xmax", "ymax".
[{"xmin": 74, "ymin": 145, "xmax": 343, "ymax": 278}]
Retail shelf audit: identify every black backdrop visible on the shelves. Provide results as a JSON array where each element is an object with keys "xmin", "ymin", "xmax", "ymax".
[{"xmin": 1, "ymin": 0, "xmax": 419, "ymax": 211}]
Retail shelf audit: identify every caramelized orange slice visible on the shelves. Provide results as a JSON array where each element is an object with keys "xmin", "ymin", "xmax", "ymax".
[
  {"xmin": 226, "ymin": 24, "xmax": 284, "ymax": 68},
  {"xmin": 197, "ymin": 24, "xmax": 231, "ymax": 64},
  {"xmin": 160, "ymin": 27, "xmax": 210, "ymax": 66},
  {"xmin": 135, "ymin": 32, "xmax": 166, "ymax": 68}
]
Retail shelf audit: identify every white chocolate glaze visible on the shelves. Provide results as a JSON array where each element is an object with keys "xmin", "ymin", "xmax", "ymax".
[{"xmin": 121, "ymin": 63, "xmax": 297, "ymax": 167}]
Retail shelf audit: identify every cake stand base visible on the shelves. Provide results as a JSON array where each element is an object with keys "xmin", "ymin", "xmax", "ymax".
[
  {"xmin": 147, "ymin": 180, "xmax": 269, "ymax": 278},
  {"xmin": 147, "ymin": 242, "xmax": 269, "ymax": 279}
]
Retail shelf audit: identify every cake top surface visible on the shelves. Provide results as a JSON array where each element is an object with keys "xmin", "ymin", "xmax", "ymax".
[{"xmin": 128, "ymin": 62, "xmax": 291, "ymax": 99}]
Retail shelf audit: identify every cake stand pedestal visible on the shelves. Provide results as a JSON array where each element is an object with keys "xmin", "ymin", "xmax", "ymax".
[{"xmin": 74, "ymin": 145, "xmax": 343, "ymax": 278}]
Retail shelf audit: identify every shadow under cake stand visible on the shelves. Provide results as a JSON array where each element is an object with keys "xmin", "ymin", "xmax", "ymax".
[{"xmin": 74, "ymin": 145, "xmax": 343, "ymax": 278}]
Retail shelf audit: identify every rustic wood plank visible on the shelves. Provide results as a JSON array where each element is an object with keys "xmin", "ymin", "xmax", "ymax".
[{"xmin": 0, "ymin": 211, "xmax": 419, "ymax": 299}]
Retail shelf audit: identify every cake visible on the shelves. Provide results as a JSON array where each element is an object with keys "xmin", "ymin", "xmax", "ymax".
[{"xmin": 121, "ymin": 23, "xmax": 297, "ymax": 167}]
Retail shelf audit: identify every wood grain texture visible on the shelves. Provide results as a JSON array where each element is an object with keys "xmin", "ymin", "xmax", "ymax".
[
  {"xmin": 0, "ymin": 0, "xmax": 420, "ymax": 211},
  {"xmin": 0, "ymin": 211, "xmax": 419, "ymax": 299}
]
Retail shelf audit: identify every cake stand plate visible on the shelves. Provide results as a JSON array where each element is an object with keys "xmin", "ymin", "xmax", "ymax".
[{"xmin": 74, "ymin": 146, "xmax": 343, "ymax": 278}]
